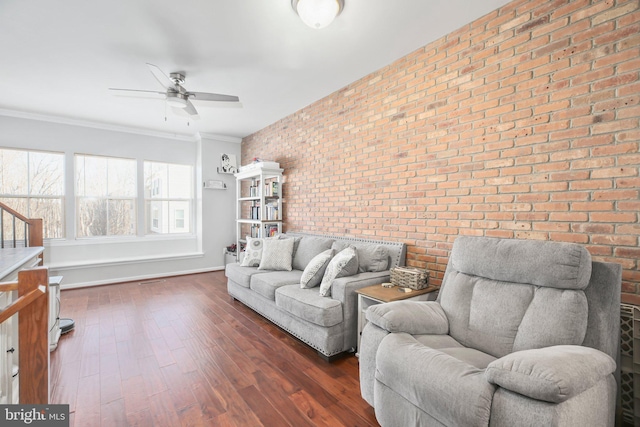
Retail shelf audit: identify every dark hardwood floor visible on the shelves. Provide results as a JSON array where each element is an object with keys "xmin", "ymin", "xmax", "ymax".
[{"xmin": 50, "ymin": 271, "xmax": 379, "ymax": 427}]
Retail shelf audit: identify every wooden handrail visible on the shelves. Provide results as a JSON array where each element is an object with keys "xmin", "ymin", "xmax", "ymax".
[
  {"xmin": 0, "ymin": 201, "xmax": 44, "ymax": 265},
  {"xmin": 0, "ymin": 202, "xmax": 31, "ymax": 223},
  {"xmin": 0, "ymin": 283, "xmax": 19, "ymax": 292},
  {"xmin": 0, "ymin": 284, "xmax": 46, "ymax": 323}
]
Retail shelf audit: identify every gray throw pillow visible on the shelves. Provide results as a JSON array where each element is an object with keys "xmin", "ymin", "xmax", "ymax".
[
  {"xmin": 258, "ymin": 238, "xmax": 295, "ymax": 271},
  {"xmin": 319, "ymin": 245, "xmax": 358, "ymax": 297},
  {"xmin": 300, "ymin": 249, "xmax": 334, "ymax": 289}
]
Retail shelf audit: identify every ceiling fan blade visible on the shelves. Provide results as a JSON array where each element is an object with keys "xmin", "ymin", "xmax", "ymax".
[
  {"xmin": 109, "ymin": 88, "xmax": 166, "ymax": 100},
  {"xmin": 146, "ymin": 63, "xmax": 177, "ymax": 91},
  {"xmin": 183, "ymin": 100, "xmax": 200, "ymax": 119},
  {"xmin": 188, "ymin": 92, "xmax": 240, "ymax": 103}
]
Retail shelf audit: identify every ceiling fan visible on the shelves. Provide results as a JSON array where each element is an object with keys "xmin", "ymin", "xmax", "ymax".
[{"xmin": 109, "ymin": 63, "xmax": 241, "ymax": 119}]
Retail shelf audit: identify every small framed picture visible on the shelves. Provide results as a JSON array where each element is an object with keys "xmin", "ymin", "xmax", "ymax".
[{"xmin": 219, "ymin": 153, "xmax": 238, "ymax": 174}]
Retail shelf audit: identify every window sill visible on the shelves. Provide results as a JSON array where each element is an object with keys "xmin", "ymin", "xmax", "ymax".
[
  {"xmin": 47, "ymin": 251, "xmax": 204, "ymax": 270},
  {"xmin": 46, "ymin": 234, "xmax": 197, "ymax": 247}
]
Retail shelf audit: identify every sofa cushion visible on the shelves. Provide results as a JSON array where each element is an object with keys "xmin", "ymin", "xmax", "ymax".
[
  {"xmin": 319, "ymin": 246, "xmax": 358, "ymax": 297},
  {"xmin": 292, "ymin": 236, "xmax": 335, "ymax": 271},
  {"xmin": 225, "ymin": 263, "xmax": 267, "ymax": 288},
  {"xmin": 332, "ymin": 241, "xmax": 391, "ymax": 273},
  {"xmin": 258, "ymin": 237, "xmax": 294, "ymax": 271},
  {"xmin": 449, "ymin": 236, "xmax": 592, "ymax": 290},
  {"xmin": 440, "ymin": 271, "xmax": 589, "ymax": 358},
  {"xmin": 300, "ymin": 249, "xmax": 334, "ymax": 289},
  {"xmin": 250, "ymin": 270, "xmax": 304, "ymax": 301},
  {"xmin": 357, "ymin": 244, "xmax": 389, "ymax": 273},
  {"xmin": 376, "ymin": 332, "xmax": 495, "ymax": 427},
  {"xmin": 275, "ymin": 285, "xmax": 343, "ymax": 327}
]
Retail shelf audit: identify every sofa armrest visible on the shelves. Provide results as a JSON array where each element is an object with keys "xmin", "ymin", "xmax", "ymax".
[
  {"xmin": 330, "ymin": 271, "xmax": 391, "ymax": 304},
  {"xmin": 365, "ymin": 300, "xmax": 449, "ymax": 335},
  {"xmin": 485, "ymin": 345, "xmax": 616, "ymax": 403}
]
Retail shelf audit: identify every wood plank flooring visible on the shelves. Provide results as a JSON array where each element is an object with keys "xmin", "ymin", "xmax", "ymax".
[{"xmin": 50, "ymin": 271, "xmax": 379, "ymax": 427}]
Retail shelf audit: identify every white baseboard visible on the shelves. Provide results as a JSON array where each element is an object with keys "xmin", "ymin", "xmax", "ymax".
[{"xmin": 59, "ymin": 266, "xmax": 225, "ymax": 290}]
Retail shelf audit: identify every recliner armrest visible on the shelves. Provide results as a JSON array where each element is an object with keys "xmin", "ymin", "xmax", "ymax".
[
  {"xmin": 485, "ymin": 345, "xmax": 616, "ymax": 403},
  {"xmin": 366, "ymin": 300, "xmax": 449, "ymax": 334}
]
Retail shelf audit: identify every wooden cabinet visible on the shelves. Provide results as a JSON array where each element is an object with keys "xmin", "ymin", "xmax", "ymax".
[{"xmin": 234, "ymin": 165, "xmax": 283, "ymax": 257}]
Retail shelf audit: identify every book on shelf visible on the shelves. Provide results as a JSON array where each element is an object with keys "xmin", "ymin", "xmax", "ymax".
[
  {"xmin": 262, "ymin": 181, "xmax": 279, "ymax": 197},
  {"xmin": 251, "ymin": 205, "xmax": 260, "ymax": 220},
  {"xmin": 265, "ymin": 202, "xmax": 279, "ymax": 220},
  {"xmin": 265, "ymin": 224, "xmax": 279, "ymax": 237}
]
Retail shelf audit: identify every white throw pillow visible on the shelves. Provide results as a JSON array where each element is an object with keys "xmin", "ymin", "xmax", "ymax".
[
  {"xmin": 240, "ymin": 235, "xmax": 279, "ymax": 267},
  {"xmin": 240, "ymin": 236, "xmax": 265, "ymax": 267},
  {"xmin": 258, "ymin": 237, "xmax": 295, "ymax": 271},
  {"xmin": 300, "ymin": 249, "xmax": 334, "ymax": 289},
  {"xmin": 319, "ymin": 246, "xmax": 358, "ymax": 297}
]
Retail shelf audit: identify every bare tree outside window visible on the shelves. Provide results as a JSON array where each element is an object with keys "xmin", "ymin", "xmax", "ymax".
[
  {"xmin": 75, "ymin": 154, "xmax": 136, "ymax": 237},
  {"xmin": 0, "ymin": 148, "xmax": 65, "ymax": 241}
]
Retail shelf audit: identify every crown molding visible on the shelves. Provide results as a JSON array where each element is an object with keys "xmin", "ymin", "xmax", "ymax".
[
  {"xmin": 0, "ymin": 108, "xmax": 202, "ymax": 142},
  {"xmin": 199, "ymin": 132, "xmax": 243, "ymax": 144}
]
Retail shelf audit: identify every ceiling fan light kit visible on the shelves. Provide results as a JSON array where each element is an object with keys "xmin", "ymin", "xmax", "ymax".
[
  {"xmin": 166, "ymin": 92, "xmax": 188, "ymax": 109},
  {"xmin": 292, "ymin": 0, "xmax": 344, "ymax": 29}
]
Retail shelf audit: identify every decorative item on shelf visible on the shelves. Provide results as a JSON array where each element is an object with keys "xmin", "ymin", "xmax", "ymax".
[
  {"xmin": 218, "ymin": 153, "xmax": 238, "ymax": 174},
  {"xmin": 203, "ymin": 180, "xmax": 226, "ymax": 190},
  {"xmin": 226, "ymin": 243, "xmax": 237, "ymax": 253},
  {"xmin": 390, "ymin": 266, "xmax": 429, "ymax": 290}
]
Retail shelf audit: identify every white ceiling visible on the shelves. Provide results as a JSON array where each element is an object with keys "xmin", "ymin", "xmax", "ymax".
[{"xmin": 0, "ymin": 0, "xmax": 511, "ymax": 139}]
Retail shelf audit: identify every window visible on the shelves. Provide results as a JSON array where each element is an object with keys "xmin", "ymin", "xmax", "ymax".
[
  {"xmin": 75, "ymin": 154, "xmax": 136, "ymax": 237},
  {"xmin": 174, "ymin": 209, "xmax": 185, "ymax": 229},
  {"xmin": 144, "ymin": 161, "xmax": 193, "ymax": 234},
  {"xmin": 0, "ymin": 148, "xmax": 65, "ymax": 239}
]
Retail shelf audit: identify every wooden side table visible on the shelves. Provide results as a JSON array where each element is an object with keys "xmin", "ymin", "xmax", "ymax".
[{"xmin": 355, "ymin": 284, "xmax": 439, "ymax": 356}]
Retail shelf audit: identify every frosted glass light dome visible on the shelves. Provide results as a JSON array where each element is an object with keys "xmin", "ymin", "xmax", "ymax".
[{"xmin": 294, "ymin": 0, "xmax": 344, "ymax": 29}]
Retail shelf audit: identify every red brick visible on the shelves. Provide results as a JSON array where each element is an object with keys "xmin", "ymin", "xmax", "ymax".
[
  {"xmin": 590, "ymin": 212, "xmax": 638, "ymax": 223},
  {"xmin": 592, "ymin": 235, "xmax": 638, "ymax": 246}
]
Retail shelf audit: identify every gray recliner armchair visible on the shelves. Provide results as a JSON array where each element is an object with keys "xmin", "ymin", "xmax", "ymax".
[{"xmin": 359, "ymin": 236, "xmax": 621, "ymax": 426}]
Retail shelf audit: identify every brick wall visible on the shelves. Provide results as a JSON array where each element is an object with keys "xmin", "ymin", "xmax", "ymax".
[{"xmin": 242, "ymin": 0, "xmax": 640, "ymax": 301}]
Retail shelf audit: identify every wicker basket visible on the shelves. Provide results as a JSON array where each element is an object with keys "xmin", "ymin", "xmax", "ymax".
[{"xmin": 390, "ymin": 267, "xmax": 429, "ymax": 290}]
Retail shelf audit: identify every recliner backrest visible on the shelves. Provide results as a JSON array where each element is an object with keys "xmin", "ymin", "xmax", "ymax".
[{"xmin": 437, "ymin": 236, "xmax": 616, "ymax": 359}]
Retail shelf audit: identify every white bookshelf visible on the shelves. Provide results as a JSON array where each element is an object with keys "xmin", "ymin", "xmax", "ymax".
[{"xmin": 234, "ymin": 165, "xmax": 283, "ymax": 258}]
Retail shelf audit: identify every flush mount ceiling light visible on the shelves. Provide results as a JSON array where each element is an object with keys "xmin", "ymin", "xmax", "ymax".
[{"xmin": 292, "ymin": 0, "xmax": 344, "ymax": 29}]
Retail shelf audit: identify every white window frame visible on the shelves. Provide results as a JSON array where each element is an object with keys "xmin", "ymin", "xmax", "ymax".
[
  {"xmin": 143, "ymin": 160, "xmax": 194, "ymax": 236},
  {"xmin": 0, "ymin": 147, "xmax": 66, "ymax": 240},
  {"xmin": 75, "ymin": 154, "xmax": 137, "ymax": 238}
]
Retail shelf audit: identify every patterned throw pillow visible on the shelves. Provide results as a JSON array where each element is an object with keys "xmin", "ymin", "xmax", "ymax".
[
  {"xmin": 240, "ymin": 236, "xmax": 278, "ymax": 267},
  {"xmin": 300, "ymin": 249, "xmax": 334, "ymax": 289},
  {"xmin": 319, "ymin": 246, "xmax": 358, "ymax": 297},
  {"xmin": 258, "ymin": 237, "xmax": 295, "ymax": 271}
]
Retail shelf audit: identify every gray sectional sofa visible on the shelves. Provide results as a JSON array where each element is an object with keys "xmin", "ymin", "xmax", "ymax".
[{"xmin": 225, "ymin": 232, "xmax": 406, "ymax": 360}]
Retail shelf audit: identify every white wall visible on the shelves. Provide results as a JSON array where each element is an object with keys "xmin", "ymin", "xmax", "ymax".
[{"xmin": 0, "ymin": 113, "xmax": 240, "ymax": 288}]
